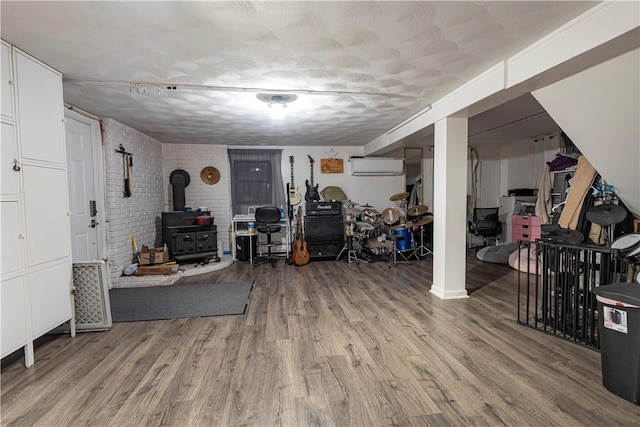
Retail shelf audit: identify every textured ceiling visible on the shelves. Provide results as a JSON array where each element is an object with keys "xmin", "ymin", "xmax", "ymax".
[{"xmin": 1, "ymin": 1, "xmax": 598, "ymax": 146}]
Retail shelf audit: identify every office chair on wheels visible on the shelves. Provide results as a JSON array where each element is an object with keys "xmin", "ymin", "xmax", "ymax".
[
  {"xmin": 254, "ymin": 206, "xmax": 282, "ymax": 267},
  {"xmin": 468, "ymin": 207, "xmax": 501, "ymax": 248}
]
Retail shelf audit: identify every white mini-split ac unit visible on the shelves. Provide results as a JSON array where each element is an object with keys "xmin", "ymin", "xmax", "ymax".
[{"xmin": 350, "ymin": 157, "xmax": 404, "ymax": 176}]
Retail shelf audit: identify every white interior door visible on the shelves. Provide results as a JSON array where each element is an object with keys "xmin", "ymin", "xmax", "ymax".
[{"xmin": 65, "ymin": 116, "xmax": 98, "ymax": 262}]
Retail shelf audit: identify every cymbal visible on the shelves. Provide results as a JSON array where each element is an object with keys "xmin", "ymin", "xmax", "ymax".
[
  {"xmin": 410, "ymin": 216, "xmax": 433, "ymax": 227},
  {"xmin": 389, "ymin": 192, "xmax": 410, "ymax": 201},
  {"xmin": 200, "ymin": 166, "xmax": 220, "ymax": 185},
  {"xmin": 407, "ymin": 205, "xmax": 429, "ymax": 216},
  {"xmin": 356, "ymin": 222, "xmax": 374, "ymax": 230},
  {"xmin": 342, "ymin": 200, "xmax": 359, "ymax": 207},
  {"xmin": 360, "ymin": 203, "xmax": 374, "ymax": 208},
  {"xmin": 586, "ymin": 204, "xmax": 627, "ymax": 226}
]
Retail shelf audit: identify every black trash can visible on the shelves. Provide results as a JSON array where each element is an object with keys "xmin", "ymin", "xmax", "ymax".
[
  {"xmin": 594, "ymin": 282, "xmax": 640, "ymax": 405},
  {"xmin": 235, "ymin": 234, "xmax": 257, "ymax": 262}
]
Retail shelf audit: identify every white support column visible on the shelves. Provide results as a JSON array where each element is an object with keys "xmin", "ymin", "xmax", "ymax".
[{"xmin": 431, "ymin": 117, "xmax": 469, "ymax": 300}]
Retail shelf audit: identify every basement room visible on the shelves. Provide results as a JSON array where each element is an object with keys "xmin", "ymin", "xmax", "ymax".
[{"xmin": 2, "ymin": 1, "xmax": 640, "ymax": 425}]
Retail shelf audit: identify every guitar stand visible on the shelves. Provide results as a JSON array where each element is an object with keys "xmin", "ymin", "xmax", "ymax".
[
  {"xmin": 337, "ymin": 236, "xmax": 359, "ymax": 265},
  {"xmin": 409, "ymin": 225, "xmax": 432, "ymax": 260},
  {"xmin": 287, "ymin": 218, "xmax": 295, "ymax": 265}
]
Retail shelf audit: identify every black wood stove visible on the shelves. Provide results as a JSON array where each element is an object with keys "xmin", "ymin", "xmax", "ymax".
[{"xmin": 161, "ymin": 211, "xmax": 219, "ymax": 263}]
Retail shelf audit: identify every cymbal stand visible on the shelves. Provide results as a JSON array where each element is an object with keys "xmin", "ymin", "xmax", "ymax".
[
  {"xmin": 410, "ymin": 224, "xmax": 432, "ymax": 260},
  {"xmin": 402, "ymin": 199, "xmax": 408, "ymax": 223},
  {"xmin": 389, "ymin": 236, "xmax": 411, "ymax": 268}
]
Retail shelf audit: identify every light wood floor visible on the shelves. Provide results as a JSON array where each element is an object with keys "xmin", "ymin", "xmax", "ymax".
[{"xmin": 2, "ymin": 256, "xmax": 639, "ymax": 426}]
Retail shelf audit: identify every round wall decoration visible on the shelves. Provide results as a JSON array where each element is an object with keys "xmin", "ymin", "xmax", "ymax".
[{"xmin": 200, "ymin": 166, "xmax": 220, "ymax": 185}]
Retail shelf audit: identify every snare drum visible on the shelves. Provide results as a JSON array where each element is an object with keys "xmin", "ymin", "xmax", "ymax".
[
  {"xmin": 392, "ymin": 227, "xmax": 414, "ymax": 252},
  {"xmin": 611, "ymin": 233, "xmax": 640, "ymax": 260}
]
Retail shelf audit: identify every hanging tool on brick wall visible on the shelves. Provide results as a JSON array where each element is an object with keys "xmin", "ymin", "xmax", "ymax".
[
  {"xmin": 115, "ymin": 144, "xmax": 133, "ymax": 197},
  {"xmin": 131, "ymin": 235, "xmax": 141, "ymax": 264}
]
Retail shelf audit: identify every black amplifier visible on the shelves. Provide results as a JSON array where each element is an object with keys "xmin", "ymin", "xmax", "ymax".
[{"xmin": 305, "ymin": 201, "xmax": 342, "ymax": 216}]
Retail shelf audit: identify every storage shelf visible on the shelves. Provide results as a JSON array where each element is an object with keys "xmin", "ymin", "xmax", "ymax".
[{"xmin": 550, "ymin": 167, "xmax": 576, "ymax": 174}]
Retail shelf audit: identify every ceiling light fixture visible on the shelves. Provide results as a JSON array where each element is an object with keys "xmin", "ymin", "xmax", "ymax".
[
  {"xmin": 257, "ymin": 93, "xmax": 297, "ymax": 120},
  {"xmin": 269, "ymin": 95, "xmax": 287, "ymax": 120}
]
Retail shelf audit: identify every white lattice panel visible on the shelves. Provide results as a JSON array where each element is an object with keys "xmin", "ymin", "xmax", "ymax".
[{"xmin": 72, "ymin": 261, "xmax": 111, "ymax": 331}]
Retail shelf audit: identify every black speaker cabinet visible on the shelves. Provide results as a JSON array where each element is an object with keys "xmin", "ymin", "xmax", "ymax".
[
  {"xmin": 307, "ymin": 242, "xmax": 342, "ymax": 260},
  {"xmin": 304, "ymin": 215, "xmax": 343, "ymax": 243}
]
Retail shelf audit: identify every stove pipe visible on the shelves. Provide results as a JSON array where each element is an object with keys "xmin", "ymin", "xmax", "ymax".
[{"xmin": 169, "ymin": 169, "xmax": 190, "ymax": 211}]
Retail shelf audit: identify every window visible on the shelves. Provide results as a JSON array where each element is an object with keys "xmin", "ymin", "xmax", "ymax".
[{"xmin": 228, "ymin": 149, "xmax": 285, "ymax": 215}]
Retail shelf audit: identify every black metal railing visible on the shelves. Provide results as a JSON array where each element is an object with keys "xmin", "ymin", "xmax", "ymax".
[{"xmin": 517, "ymin": 240, "xmax": 630, "ymax": 350}]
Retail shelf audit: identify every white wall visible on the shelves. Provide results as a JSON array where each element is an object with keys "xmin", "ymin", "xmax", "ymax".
[
  {"xmin": 102, "ymin": 119, "xmax": 165, "ymax": 285},
  {"xmin": 156, "ymin": 144, "xmax": 402, "ymax": 254},
  {"xmin": 497, "ymin": 135, "xmax": 560, "ymax": 198},
  {"xmin": 533, "ymin": 48, "xmax": 640, "ymax": 215},
  {"xmin": 423, "ymin": 149, "xmax": 434, "ymax": 212},
  {"xmin": 100, "ymin": 127, "xmax": 560, "ymax": 284},
  {"xmin": 428, "ymin": 135, "xmax": 560, "ymax": 214},
  {"xmin": 280, "ymin": 146, "xmax": 404, "ymax": 213},
  {"xmin": 161, "ymin": 143, "xmax": 232, "ymax": 254}
]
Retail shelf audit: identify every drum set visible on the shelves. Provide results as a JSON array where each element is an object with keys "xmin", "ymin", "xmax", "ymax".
[
  {"xmin": 610, "ymin": 233, "xmax": 640, "ymax": 284},
  {"xmin": 337, "ymin": 192, "xmax": 433, "ymax": 266}
]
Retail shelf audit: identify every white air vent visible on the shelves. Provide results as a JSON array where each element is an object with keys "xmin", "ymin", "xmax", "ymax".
[{"xmin": 350, "ymin": 157, "xmax": 404, "ymax": 176}]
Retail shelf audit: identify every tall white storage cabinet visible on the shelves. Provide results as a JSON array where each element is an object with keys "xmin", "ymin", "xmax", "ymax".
[{"xmin": 1, "ymin": 40, "xmax": 74, "ymax": 367}]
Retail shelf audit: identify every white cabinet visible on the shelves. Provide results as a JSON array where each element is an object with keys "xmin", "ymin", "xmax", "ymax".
[
  {"xmin": 1, "ymin": 41, "xmax": 14, "ymax": 121},
  {"xmin": 1, "ymin": 201, "xmax": 23, "ymax": 275},
  {"xmin": 0, "ymin": 40, "xmax": 73, "ymax": 367},
  {"xmin": 29, "ymin": 263, "xmax": 72, "ymax": 337},
  {"xmin": 15, "ymin": 51, "xmax": 66, "ymax": 164},
  {"xmin": 1, "ymin": 122, "xmax": 18, "ymax": 196},
  {"xmin": 22, "ymin": 165, "xmax": 71, "ymax": 266},
  {"xmin": 1, "ymin": 276, "xmax": 28, "ymax": 355},
  {"xmin": 1, "ymin": 123, "xmax": 22, "ymax": 277}
]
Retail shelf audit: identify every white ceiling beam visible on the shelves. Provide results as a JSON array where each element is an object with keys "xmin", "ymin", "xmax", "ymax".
[
  {"xmin": 507, "ymin": 0, "xmax": 640, "ymax": 88},
  {"xmin": 365, "ymin": 0, "xmax": 640, "ymax": 156},
  {"xmin": 364, "ymin": 62, "xmax": 505, "ymax": 156}
]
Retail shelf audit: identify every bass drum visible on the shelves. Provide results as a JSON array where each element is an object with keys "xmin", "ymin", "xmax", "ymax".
[{"xmin": 611, "ymin": 233, "xmax": 640, "ymax": 260}]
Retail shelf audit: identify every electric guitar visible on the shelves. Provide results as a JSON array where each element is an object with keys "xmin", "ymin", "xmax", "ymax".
[
  {"xmin": 305, "ymin": 155, "xmax": 320, "ymax": 202},
  {"xmin": 288, "ymin": 156, "xmax": 301, "ymax": 205},
  {"xmin": 292, "ymin": 207, "xmax": 310, "ymax": 266}
]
